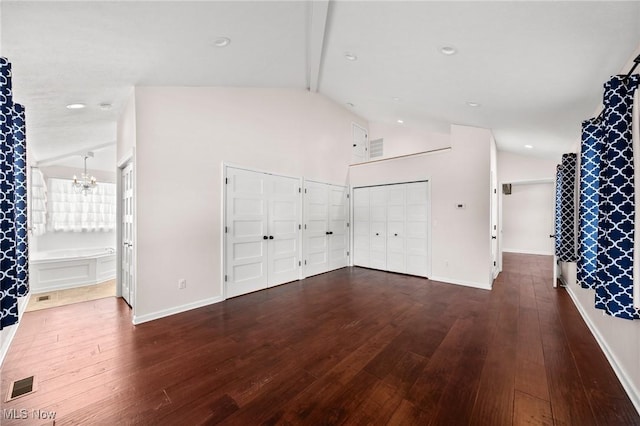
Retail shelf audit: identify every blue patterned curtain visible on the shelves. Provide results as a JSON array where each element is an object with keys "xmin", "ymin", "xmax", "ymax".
[
  {"xmin": 595, "ymin": 74, "xmax": 640, "ymax": 320},
  {"xmin": 1, "ymin": 57, "xmax": 28, "ymax": 329},
  {"xmin": 555, "ymin": 153, "xmax": 578, "ymax": 262},
  {"xmin": 13, "ymin": 103, "xmax": 28, "ymax": 297},
  {"xmin": 1, "ymin": 57, "xmax": 18, "ymax": 329},
  {"xmin": 578, "ymin": 119, "xmax": 603, "ymax": 289},
  {"xmin": 555, "ymin": 164, "xmax": 563, "ymax": 256}
]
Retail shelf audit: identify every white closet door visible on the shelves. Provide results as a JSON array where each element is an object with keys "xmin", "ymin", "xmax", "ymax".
[
  {"xmin": 268, "ymin": 175, "xmax": 301, "ymax": 286},
  {"xmin": 353, "ymin": 187, "xmax": 370, "ymax": 268},
  {"xmin": 405, "ymin": 181, "xmax": 429, "ymax": 277},
  {"xmin": 304, "ymin": 181, "xmax": 330, "ymax": 277},
  {"xmin": 328, "ymin": 185, "xmax": 349, "ymax": 270},
  {"xmin": 386, "ymin": 184, "xmax": 406, "ymax": 273},
  {"xmin": 369, "ymin": 186, "xmax": 388, "ymax": 270},
  {"xmin": 225, "ymin": 168, "xmax": 269, "ymax": 297}
]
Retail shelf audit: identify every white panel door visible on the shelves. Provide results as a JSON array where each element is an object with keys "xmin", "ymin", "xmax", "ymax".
[
  {"xmin": 304, "ymin": 181, "xmax": 329, "ymax": 277},
  {"xmin": 405, "ymin": 182, "xmax": 429, "ymax": 277},
  {"xmin": 351, "ymin": 124, "xmax": 368, "ymax": 164},
  {"xmin": 269, "ymin": 175, "xmax": 301, "ymax": 286},
  {"xmin": 328, "ymin": 185, "xmax": 349, "ymax": 270},
  {"xmin": 225, "ymin": 168, "xmax": 269, "ymax": 298},
  {"xmin": 353, "ymin": 187, "xmax": 370, "ymax": 268},
  {"xmin": 121, "ymin": 162, "xmax": 134, "ymax": 307},
  {"xmin": 369, "ymin": 186, "xmax": 388, "ymax": 270},
  {"xmin": 386, "ymin": 184, "xmax": 406, "ymax": 273}
]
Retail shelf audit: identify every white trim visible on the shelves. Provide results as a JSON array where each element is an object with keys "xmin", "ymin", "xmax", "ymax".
[
  {"xmin": 430, "ymin": 276, "xmax": 492, "ymax": 291},
  {"xmin": 502, "ymin": 248, "xmax": 554, "ymax": 256},
  {"xmin": 0, "ymin": 293, "xmax": 31, "ymax": 367},
  {"xmin": 132, "ymin": 296, "xmax": 224, "ymax": 325},
  {"xmin": 565, "ymin": 285, "xmax": 640, "ymax": 416}
]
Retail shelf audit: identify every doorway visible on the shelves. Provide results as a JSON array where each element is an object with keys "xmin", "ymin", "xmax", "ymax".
[{"xmin": 500, "ymin": 180, "xmax": 555, "ymax": 266}]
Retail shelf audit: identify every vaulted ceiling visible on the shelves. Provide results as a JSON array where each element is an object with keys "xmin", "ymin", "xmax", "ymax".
[{"xmin": 3, "ymin": 1, "xmax": 640, "ymax": 168}]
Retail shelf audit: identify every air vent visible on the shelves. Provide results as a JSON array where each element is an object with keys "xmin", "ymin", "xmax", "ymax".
[
  {"xmin": 6, "ymin": 376, "xmax": 36, "ymax": 401},
  {"xmin": 37, "ymin": 295, "xmax": 50, "ymax": 302},
  {"xmin": 370, "ymin": 138, "xmax": 384, "ymax": 158}
]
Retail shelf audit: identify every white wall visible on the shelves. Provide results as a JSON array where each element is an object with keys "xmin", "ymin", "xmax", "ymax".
[
  {"xmin": 350, "ymin": 124, "xmax": 493, "ymax": 289},
  {"xmin": 562, "ymin": 261, "xmax": 640, "ymax": 413},
  {"xmin": 497, "ymin": 150, "xmax": 558, "ymax": 183},
  {"xmin": 502, "ymin": 182, "xmax": 555, "ymax": 255},
  {"xmin": 368, "ymin": 121, "xmax": 451, "ymax": 159},
  {"xmin": 124, "ymin": 87, "xmax": 367, "ymax": 322}
]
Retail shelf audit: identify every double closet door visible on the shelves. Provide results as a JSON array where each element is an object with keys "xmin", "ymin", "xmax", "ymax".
[
  {"xmin": 225, "ymin": 167, "xmax": 301, "ymax": 298},
  {"xmin": 304, "ymin": 181, "xmax": 349, "ymax": 277},
  {"xmin": 353, "ymin": 181, "xmax": 429, "ymax": 277}
]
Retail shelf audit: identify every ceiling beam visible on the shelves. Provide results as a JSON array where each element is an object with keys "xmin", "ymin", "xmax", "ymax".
[
  {"xmin": 306, "ymin": 0, "xmax": 330, "ymax": 92},
  {"xmin": 35, "ymin": 141, "xmax": 115, "ymax": 167}
]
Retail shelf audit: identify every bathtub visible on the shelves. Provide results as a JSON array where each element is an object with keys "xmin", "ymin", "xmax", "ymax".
[{"xmin": 29, "ymin": 247, "xmax": 116, "ymax": 293}]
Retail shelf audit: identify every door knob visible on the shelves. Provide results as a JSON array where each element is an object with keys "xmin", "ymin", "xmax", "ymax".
[
  {"xmin": 375, "ymin": 233, "xmax": 379, "ymax": 236},
  {"xmin": 549, "ymin": 234, "xmax": 555, "ymax": 238},
  {"xmin": 269, "ymin": 236, "xmax": 274, "ymax": 240},
  {"xmin": 326, "ymin": 231, "xmax": 330, "ymax": 235},
  {"xmin": 394, "ymin": 233, "xmax": 398, "ymax": 236},
  {"xmin": 263, "ymin": 236, "xmax": 268, "ymax": 240}
]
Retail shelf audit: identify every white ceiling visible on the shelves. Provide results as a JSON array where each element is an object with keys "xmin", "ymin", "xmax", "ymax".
[{"xmin": 3, "ymin": 1, "xmax": 640, "ymax": 166}]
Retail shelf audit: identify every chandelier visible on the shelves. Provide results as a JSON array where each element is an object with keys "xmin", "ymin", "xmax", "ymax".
[{"xmin": 72, "ymin": 152, "xmax": 97, "ymax": 195}]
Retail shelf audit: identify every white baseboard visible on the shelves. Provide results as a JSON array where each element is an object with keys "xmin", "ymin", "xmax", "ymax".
[
  {"xmin": 502, "ymin": 248, "xmax": 554, "ymax": 256},
  {"xmin": 565, "ymin": 285, "xmax": 640, "ymax": 416},
  {"xmin": 0, "ymin": 292, "xmax": 32, "ymax": 368},
  {"xmin": 429, "ymin": 276, "xmax": 492, "ymax": 291},
  {"xmin": 132, "ymin": 296, "xmax": 224, "ymax": 325}
]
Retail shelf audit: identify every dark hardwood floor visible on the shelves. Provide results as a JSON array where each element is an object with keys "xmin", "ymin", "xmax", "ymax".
[{"xmin": 1, "ymin": 253, "xmax": 638, "ymax": 425}]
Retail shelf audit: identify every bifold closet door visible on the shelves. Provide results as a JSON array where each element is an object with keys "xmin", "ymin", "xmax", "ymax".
[
  {"xmin": 353, "ymin": 187, "xmax": 371, "ymax": 268},
  {"xmin": 225, "ymin": 167, "xmax": 301, "ymax": 298},
  {"xmin": 369, "ymin": 186, "xmax": 388, "ymax": 270},
  {"xmin": 352, "ymin": 181, "xmax": 429, "ymax": 278},
  {"xmin": 386, "ymin": 184, "xmax": 406, "ymax": 273},
  {"xmin": 303, "ymin": 181, "xmax": 349, "ymax": 277},
  {"xmin": 405, "ymin": 182, "xmax": 429, "ymax": 276}
]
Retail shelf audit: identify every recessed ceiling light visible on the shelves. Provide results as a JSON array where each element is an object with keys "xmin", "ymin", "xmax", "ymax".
[
  {"xmin": 213, "ymin": 37, "xmax": 231, "ymax": 48},
  {"xmin": 344, "ymin": 52, "xmax": 358, "ymax": 61},
  {"xmin": 99, "ymin": 103, "xmax": 112, "ymax": 111},
  {"xmin": 397, "ymin": 119, "xmax": 404, "ymax": 124},
  {"xmin": 440, "ymin": 46, "xmax": 457, "ymax": 55},
  {"xmin": 524, "ymin": 144, "xmax": 533, "ymax": 149},
  {"xmin": 466, "ymin": 101, "xmax": 480, "ymax": 107},
  {"xmin": 346, "ymin": 102, "xmax": 355, "ymax": 108},
  {"xmin": 392, "ymin": 97, "xmax": 401, "ymax": 102},
  {"xmin": 66, "ymin": 103, "xmax": 86, "ymax": 110}
]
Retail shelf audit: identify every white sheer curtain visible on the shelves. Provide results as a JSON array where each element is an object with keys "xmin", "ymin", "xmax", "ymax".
[
  {"xmin": 31, "ymin": 168, "xmax": 48, "ymax": 236},
  {"xmin": 48, "ymin": 178, "xmax": 116, "ymax": 232}
]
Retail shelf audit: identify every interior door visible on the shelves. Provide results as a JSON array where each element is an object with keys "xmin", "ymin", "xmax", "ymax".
[
  {"xmin": 491, "ymin": 172, "xmax": 499, "ymax": 279},
  {"xmin": 225, "ymin": 167, "xmax": 269, "ymax": 298},
  {"xmin": 268, "ymin": 175, "xmax": 301, "ymax": 286},
  {"xmin": 121, "ymin": 162, "xmax": 134, "ymax": 307},
  {"xmin": 386, "ymin": 184, "xmax": 406, "ymax": 273},
  {"xmin": 328, "ymin": 185, "xmax": 349, "ymax": 270},
  {"xmin": 304, "ymin": 181, "xmax": 329, "ymax": 277},
  {"xmin": 353, "ymin": 187, "xmax": 371, "ymax": 268},
  {"xmin": 405, "ymin": 181, "xmax": 429, "ymax": 277},
  {"xmin": 369, "ymin": 186, "xmax": 388, "ymax": 270},
  {"xmin": 351, "ymin": 124, "xmax": 368, "ymax": 164}
]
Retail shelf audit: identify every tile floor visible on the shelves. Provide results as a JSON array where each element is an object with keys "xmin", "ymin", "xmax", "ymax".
[{"xmin": 26, "ymin": 280, "xmax": 116, "ymax": 312}]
